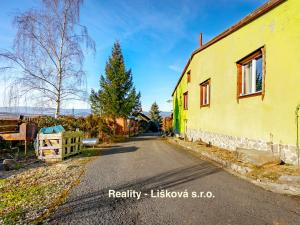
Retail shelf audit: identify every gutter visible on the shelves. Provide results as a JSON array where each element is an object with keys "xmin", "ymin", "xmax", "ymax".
[{"xmin": 171, "ymin": 0, "xmax": 287, "ymax": 96}]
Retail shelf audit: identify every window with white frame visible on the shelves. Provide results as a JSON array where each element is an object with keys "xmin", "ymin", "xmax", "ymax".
[
  {"xmin": 238, "ymin": 49, "xmax": 264, "ymax": 97},
  {"xmin": 241, "ymin": 56, "xmax": 263, "ymax": 95}
]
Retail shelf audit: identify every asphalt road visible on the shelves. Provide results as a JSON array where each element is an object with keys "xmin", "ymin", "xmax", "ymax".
[{"xmin": 49, "ymin": 135, "xmax": 300, "ymax": 225}]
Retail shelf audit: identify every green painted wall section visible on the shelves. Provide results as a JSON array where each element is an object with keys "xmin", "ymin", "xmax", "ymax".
[
  {"xmin": 172, "ymin": 0, "xmax": 300, "ymax": 145},
  {"xmin": 173, "ymin": 73, "xmax": 188, "ymax": 134}
]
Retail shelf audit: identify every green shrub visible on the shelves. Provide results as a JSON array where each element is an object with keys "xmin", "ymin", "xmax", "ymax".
[{"xmin": 35, "ymin": 115, "xmax": 112, "ymax": 139}]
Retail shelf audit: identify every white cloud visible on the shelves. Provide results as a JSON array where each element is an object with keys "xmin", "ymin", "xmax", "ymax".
[{"xmin": 168, "ymin": 64, "xmax": 182, "ymax": 73}]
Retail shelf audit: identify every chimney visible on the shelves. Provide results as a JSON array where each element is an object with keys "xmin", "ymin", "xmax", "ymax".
[{"xmin": 199, "ymin": 33, "xmax": 203, "ymax": 47}]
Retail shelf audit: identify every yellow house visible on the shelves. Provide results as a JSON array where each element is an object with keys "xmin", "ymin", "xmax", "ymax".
[{"xmin": 172, "ymin": 0, "xmax": 300, "ymax": 165}]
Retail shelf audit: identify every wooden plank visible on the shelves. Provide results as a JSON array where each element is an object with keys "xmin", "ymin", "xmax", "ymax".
[
  {"xmin": 38, "ymin": 133, "xmax": 62, "ymax": 139},
  {"xmin": 40, "ymin": 146, "xmax": 61, "ymax": 150},
  {"xmin": 37, "ymin": 130, "xmax": 83, "ymax": 161},
  {"xmin": 0, "ymin": 120, "xmax": 19, "ymax": 133}
]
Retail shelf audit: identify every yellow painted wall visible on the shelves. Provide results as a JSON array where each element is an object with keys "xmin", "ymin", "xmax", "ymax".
[{"xmin": 173, "ymin": 0, "xmax": 300, "ymax": 145}]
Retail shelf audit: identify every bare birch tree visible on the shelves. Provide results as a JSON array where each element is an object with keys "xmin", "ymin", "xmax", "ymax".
[{"xmin": 0, "ymin": 0, "xmax": 95, "ymax": 118}]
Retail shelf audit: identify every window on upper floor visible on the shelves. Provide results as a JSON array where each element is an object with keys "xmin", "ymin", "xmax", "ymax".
[
  {"xmin": 183, "ymin": 92, "xmax": 188, "ymax": 110},
  {"xmin": 200, "ymin": 79, "xmax": 210, "ymax": 107},
  {"xmin": 237, "ymin": 48, "xmax": 264, "ymax": 98},
  {"xmin": 187, "ymin": 70, "xmax": 191, "ymax": 83}
]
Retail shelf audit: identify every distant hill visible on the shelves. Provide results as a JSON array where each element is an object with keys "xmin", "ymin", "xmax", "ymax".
[
  {"xmin": 0, "ymin": 107, "xmax": 91, "ymax": 117},
  {"xmin": 0, "ymin": 107, "xmax": 171, "ymax": 118},
  {"xmin": 143, "ymin": 111, "xmax": 171, "ymax": 118}
]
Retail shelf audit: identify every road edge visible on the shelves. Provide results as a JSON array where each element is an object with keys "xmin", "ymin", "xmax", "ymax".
[{"xmin": 165, "ymin": 137, "xmax": 300, "ymax": 197}]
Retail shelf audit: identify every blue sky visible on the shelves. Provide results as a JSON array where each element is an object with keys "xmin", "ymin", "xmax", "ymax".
[{"xmin": 0, "ymin": 0, "xmax": 268, "ymax": 111}]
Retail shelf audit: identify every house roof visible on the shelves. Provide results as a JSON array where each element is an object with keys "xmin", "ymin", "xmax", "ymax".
[
  {"xmin": 137, "ymin": 112, "xmax": 151, "ymax": 122},
  {"xmin": 171, "ymin": 0, "xmax": 286, "ymax": 96}
]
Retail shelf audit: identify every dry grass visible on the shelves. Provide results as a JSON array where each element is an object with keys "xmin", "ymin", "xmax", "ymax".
[
  {"xmin": 170, "ymin": 137, "xmax": 300, "ymax": 183},
  {"xmin": 0, "ymin": 149, "xmax": 99, "ymax": 225},
  {"xmin": 247, "ymin": 163, "xmax": 300, "ymax": 181},
  {"xmin": 177, "ymin": 138, "xmax": 239, "ymax": 163}
]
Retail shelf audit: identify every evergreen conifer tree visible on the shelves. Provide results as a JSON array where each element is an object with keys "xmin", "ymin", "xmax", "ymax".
[
  {"xmin": 149, "ymin": 102, "xmax": 162, "ymax": 131},
  {"xmin": 90, "ymin": 41, "xmax": 141, "ymax": 134}
]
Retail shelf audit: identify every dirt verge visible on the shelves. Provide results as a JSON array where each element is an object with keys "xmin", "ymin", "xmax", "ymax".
[{"xmin": 166, "ymin": 137, "xmax": 300, "ymax": 196}]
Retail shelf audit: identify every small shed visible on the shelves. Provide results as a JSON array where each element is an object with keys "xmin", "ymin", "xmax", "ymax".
[
  {"xmin": 0, "ymin": 114, "xmax": 37, "ymax": 154},
  {"xmin": 36, "ymin": 125, "xmax": 83, "ymax": 162}
]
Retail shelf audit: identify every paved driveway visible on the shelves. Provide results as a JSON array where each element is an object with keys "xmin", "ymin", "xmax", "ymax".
[{"xmin": 49, "ymin": 135, "xmax": 300, "ymax": 225}]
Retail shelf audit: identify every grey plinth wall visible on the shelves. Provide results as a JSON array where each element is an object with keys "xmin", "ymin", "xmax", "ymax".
[{"xmin": 186, "ymin": 129, "xmax": 299, "ymax": 165}]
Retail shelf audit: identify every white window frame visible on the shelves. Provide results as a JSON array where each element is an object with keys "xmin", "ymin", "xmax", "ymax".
[
  {"xmin": 206, "ymin": 84, "xmax": 210, "ymax": 105},
  {"xmin": 241, "ymin": 57, "xmax": 262, "ymax": 96}
]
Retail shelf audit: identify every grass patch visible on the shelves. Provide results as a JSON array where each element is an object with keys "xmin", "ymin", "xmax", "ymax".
[
  {"xmin": 109, "ymin": 135, "xmax": 129, "ymax": 143},
  {"xmin": 1, "ymin": 208, "xmax": 24, "ymax": 225},
  {"xmin": 0, "ymin": 183, "xmax": 52, "ymax": 224},
  {"xmin": 0, "ymin": 154, "xmax": 97, "ymax": 224},
  {"xmin": 0, "ymin": 179, "xmax": 52, "ymax": 224},
  {"xmin": 79, "ymin": 148, "xmax": 101, "ymax": 157},
  {"xmin": 0, "ymin": 178, "xmax": 7, "ymax": 186}
]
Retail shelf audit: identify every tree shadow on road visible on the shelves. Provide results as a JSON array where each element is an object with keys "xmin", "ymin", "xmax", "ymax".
[
  {"xmin": 117, "ymin": 133, "xmax": 162, "ymax": 143},
  {"xmin": 79, "ymin": 146, "xmax": 138, "ymax": 158},
  {"xmin": 100, "ymin": 146, "xmax": 139, "ymax": 156},
  {"xmin": 49, "ymin": 161, "xmax": 221, "ymax": 223}
]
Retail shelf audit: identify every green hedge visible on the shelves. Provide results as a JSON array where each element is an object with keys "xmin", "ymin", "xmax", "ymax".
[{"xmin": 36, "ymin": 115, "xmax": 112, "ymax": 138}]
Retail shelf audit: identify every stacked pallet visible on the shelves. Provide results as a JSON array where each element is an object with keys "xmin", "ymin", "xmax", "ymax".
[{"xmin": 36, "ymin": 131, "xmax": 83, "ymax": 162}]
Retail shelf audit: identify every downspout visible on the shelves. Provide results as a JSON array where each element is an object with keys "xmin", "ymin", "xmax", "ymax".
[{"xmin": 296, "ymin": 104, "xmax": 300, "ymax": 166}]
